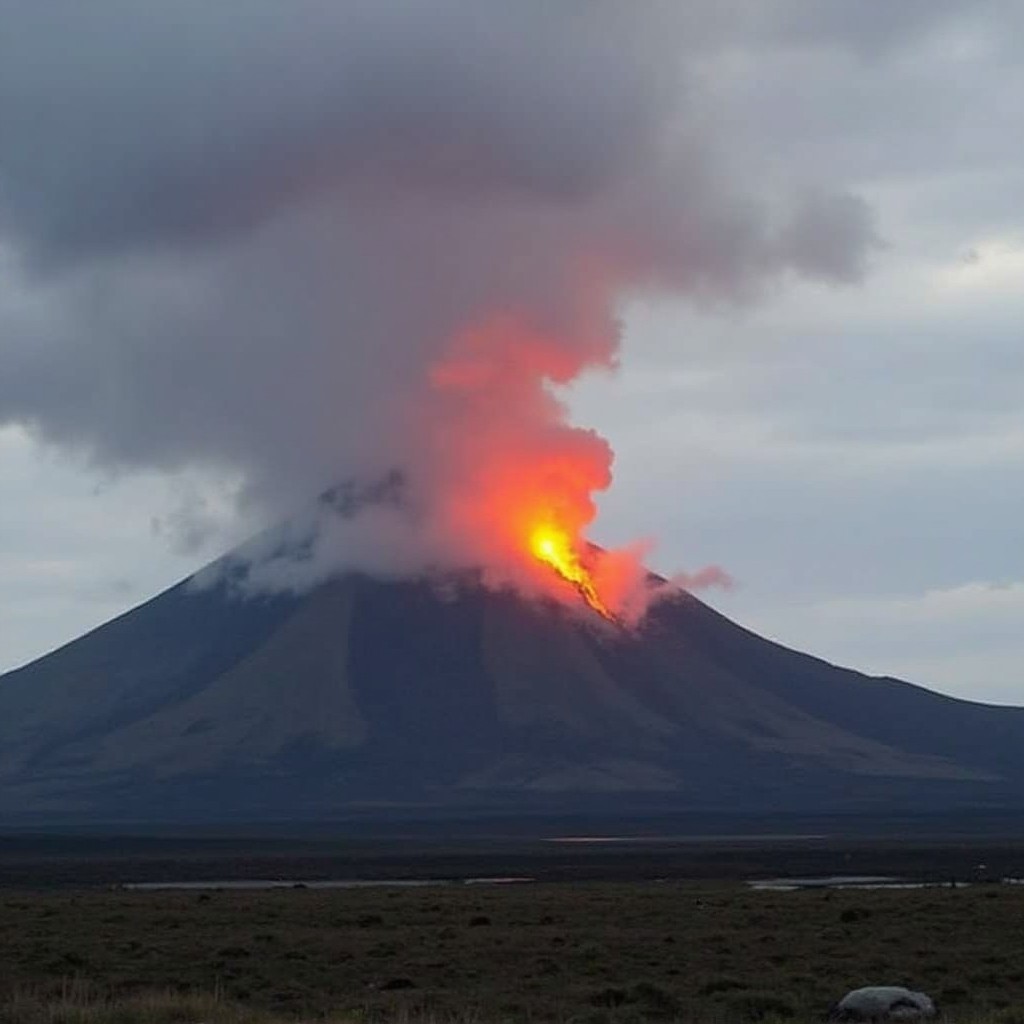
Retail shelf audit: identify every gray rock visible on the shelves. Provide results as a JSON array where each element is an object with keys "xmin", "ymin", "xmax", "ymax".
[{"xmin": 830, "ymin": 986, "xmax": 936, "ymax": 1021}]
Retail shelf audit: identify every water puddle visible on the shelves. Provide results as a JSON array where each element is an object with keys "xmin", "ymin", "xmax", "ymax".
[
  {"xmin": 548, "ymin": 834, "xmax": 826, "ymax": 844},
  {"xmin": 122, "ymin": 876, "xmax": 534, "ymax": 891},
  {"xmin": 748, "ymin": 875, "xmax": 966, "ymax": 891}
]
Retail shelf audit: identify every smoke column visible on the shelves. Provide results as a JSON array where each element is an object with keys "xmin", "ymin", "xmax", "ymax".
[{"xmin": 0, "ymin": 2, "xmax": 876, "ymax": 614}]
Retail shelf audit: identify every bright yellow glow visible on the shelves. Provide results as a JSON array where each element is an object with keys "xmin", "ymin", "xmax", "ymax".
[{"xmin": 528, "ymin": 524, "xmax": 613, "ymax": 620}]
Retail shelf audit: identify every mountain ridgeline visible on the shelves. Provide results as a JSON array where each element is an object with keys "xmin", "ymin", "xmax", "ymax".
[{"xmin": 1, "ymin": 504, "xmax": 1023, "ymax": 825}]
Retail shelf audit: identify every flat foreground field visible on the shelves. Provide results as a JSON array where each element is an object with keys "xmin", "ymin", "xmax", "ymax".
[{"xmin": 1, "ymin": 882, "xmax": 1023, "ymax": 1022}]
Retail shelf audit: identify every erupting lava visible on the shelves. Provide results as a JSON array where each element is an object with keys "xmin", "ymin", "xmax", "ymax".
[
  {"xmin": 429, "ymin": 313, "xmax": 634, "ymax": 622},
  {"xmin": 528, "ymin": 523, "xmax": 613, "ymax": 620}
]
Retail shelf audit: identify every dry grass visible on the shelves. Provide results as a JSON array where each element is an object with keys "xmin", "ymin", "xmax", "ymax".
[
  {"xmin": 0, "ymin": 987, "xmax": 282, "ymax": 1024},
  {"xmin": 2, "ymin": 883, "xmax": 1024, "ymax": 1021},
  {"xmin": 4, "ymin": 992, "xmax": 1024, "ymax": 1024}
]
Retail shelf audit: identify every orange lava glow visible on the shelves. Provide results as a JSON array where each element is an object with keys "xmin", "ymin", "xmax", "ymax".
[
  {"xmin": 427, "ymin": 312, "xmax": 631, "ymax": 621},
  {"xmin": 528, "ymin": 522, "xmax": 613, "ymax": 620}
]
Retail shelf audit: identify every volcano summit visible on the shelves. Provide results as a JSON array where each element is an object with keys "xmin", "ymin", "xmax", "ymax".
[{"xmin": 1, "ymin": 504, "xmax": 1023, "ymax": 827}]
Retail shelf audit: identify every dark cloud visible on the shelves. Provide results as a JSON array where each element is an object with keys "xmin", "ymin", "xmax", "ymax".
[
  {"xmin": 0, "ymin": 1, "xmax": 879, "ymax": 579},
  {"xmin": 1, "ymin": 2, "xmax": 677, "ymax": 262}
]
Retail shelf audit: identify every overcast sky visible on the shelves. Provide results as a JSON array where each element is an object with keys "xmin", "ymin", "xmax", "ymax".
[{"xmin": 1, "ymin": 2, "xmax": 1021, "ymax": 704}]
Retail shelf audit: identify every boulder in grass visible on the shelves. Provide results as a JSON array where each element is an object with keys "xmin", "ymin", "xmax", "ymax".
[{"xmin": 830, "ymin": 987, "xmax": 936, "ymax": 1021}]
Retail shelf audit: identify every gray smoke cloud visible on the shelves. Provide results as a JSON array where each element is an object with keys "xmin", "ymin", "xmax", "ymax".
[{"xmin": 0, "ymin": 1, "xmax": 885, "ymax": 591}]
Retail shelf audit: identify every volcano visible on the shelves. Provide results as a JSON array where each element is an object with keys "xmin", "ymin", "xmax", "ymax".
[{"xmin": 2, "ymin": 501, "xmax": 1024, "ymax": 826}]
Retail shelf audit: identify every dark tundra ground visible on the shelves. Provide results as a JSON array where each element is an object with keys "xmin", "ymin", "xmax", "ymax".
[
  {"xmin": 4, "ymin": 825, "xmax": 1024, "ymax": 1021},
  {"xmin": 3, "ymin": 877, "xmax": 1024, "ymax": 1021},
  {"xmin": 5, "ymin": 811, "xmax": 1024, "ymax": 887}
]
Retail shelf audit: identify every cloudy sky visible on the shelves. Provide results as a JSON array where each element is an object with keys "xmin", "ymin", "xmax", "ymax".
[{"xmin": 1, "ymin": 2, "xmax": 1021, "ymax": 703}]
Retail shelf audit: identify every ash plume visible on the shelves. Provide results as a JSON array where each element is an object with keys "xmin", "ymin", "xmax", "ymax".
[{"xmin": 0, "ymin": 2, "xmax": 877, "ymax": 612}]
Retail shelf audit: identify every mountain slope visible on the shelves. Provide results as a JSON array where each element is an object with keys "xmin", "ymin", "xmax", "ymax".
[{"xmin": 1, "ymin": 554, "xmax": 1023, "ymax": 824}]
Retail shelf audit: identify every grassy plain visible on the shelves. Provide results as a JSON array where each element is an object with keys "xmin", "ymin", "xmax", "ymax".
[{"xmin": 2, "ymin": 881, "xmax": 1024, "ymax": 1022}]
